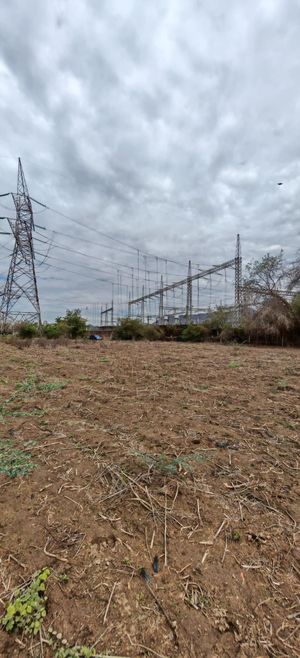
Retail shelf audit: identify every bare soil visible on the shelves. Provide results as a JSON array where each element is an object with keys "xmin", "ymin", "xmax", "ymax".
[{"xmin": 0, "ymin": 340, "xmax": 299, "ymax": 658}]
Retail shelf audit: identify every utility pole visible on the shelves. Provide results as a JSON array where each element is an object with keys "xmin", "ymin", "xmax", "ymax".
[
  {"xmin": 0, "ymin": 158, "xmax": 41, "ymax": 330},
  {"xmin": 111, "ymin": 300, "xmax": 114, "ymax": 326},
  {"xmin": 234, "ymin": 234, "xmax": 242, "ymax": 325},
  {"xmin": 128, "ymin": 292, "xmax": 131, "ymax": 318},
  {"xmin": 141, "ymin": 285, "xmax": 145, "ymax": 323},
  {"xmin": 186, "ymin": 260, "xmax": 192, "ymax": 323},
  {"xmin": 197, "ymin": 263, "xmax": 200, "ymax": 311},
  {"xmin": 158, "ymin": 275, "xmax": 164, "ymax": 323}
]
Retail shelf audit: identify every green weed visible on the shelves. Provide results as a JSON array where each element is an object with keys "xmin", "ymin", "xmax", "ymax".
[
  {"xmin": 228, "ymin": 361, "xmax": 241, "ymax": 369},
  {"xmin": 1, "ymin": 568, "xmax": 50, "ymax": 635},
  {"xmin": 277, "ymin": 379, "xmax": 289, "ymax": 391},
  {"xmin": 16, "ymin": 374, "xmax": 68, "ymax": 393},
  {"xmin": 0, "ymin": 440, "xmax": 35, "ymax": 478},
  {"xmin": 231, "ymin": 529, "xmax": 241, "ymax": 542},
  {"xmin": 133, "ymin": 450, "xmax": 206, "ymax": 474},
  {"xmin": 57, "ymin": 573, "xmax": 69, "ymax": 584},
  {"xmin": 55, "ymin": 647, "xmax": 96, "ymax": 658}
]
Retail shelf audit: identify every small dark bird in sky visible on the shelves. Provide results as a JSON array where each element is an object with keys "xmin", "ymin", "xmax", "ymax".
[{"xmin": 277, "ymin": 182, "xmax": 283, "ymax": 185}]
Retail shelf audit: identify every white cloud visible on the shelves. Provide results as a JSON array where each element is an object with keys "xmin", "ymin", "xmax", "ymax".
[{"xmin": 0, "ymin": 0, "xmax": 299, "ymax": 320}]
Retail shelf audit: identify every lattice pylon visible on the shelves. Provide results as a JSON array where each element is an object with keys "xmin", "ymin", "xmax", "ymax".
[
  {"xmin": 186, "ymin": 260, "xmax": 192, "ymax": 323},
  {"xmin": 0, "ymin": 158, "xmax": 41, "ymax": 330},
  {"xmin": 234, "ymin": 233, "xmax": 242, "ymax": 326}
]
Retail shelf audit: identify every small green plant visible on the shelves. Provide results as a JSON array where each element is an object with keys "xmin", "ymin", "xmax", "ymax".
[
  {"xmin": 0, "ymin": 440, "xmax": 35, "ymax": 478},
  {"xmin": 133, "ymin": 450, "xmax": 206, "ymax": 474},
  {"xmin": 228, "ymin": 361, "xmax": 241, "ymax": 369},
  {"xmin": 231, "ymin": 529, "xmax": 241, "ymax": 542},
  {"xmin": 38, "ymin": 381, "xmax": 68, "ymax": 392},
  {"xmin": 57, "ymin": 573, "xmax": 69, "ymax": 584},
  {"xmin": 2, "ymin": 568, "xmax": 50, "ymax": 635},
  {"xmin": 16, "ymin": 374, "xmax": 38, "ymax": 392},
  {"xmin": 277, "ymin": 379, "xmax": 289, "ymax": 391},
  {"xmin": 55, "ymin": 647, "xmax": 96, "ymax": 658}
]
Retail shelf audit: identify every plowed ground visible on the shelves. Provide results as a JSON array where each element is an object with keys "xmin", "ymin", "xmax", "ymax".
[{"xmin": 0, "ymin": 341, "xmax": 299, "ymax": 658}]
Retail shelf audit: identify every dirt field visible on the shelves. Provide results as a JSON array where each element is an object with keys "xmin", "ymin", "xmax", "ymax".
[{"xmin": 0, "ymin": 341, "xmax": 299, "ymax": 658}]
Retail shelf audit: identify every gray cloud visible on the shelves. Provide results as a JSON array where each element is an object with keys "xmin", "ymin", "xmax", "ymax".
[{"xmin": 0, "ymin": 0, "xmax": 299, "ymax": 320}]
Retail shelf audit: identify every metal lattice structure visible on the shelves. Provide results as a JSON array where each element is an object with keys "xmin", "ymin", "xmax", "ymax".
[
  {"xmin": 186, "ymin": 260, "xmax": 192, "ymax": 322},
  {"xmin": 234, "ymin": 233, "xmax": 242, "ymax": 325},
  {"xmin": 0, "ymin": 158, "xmax": 41, "ymax": 330}
]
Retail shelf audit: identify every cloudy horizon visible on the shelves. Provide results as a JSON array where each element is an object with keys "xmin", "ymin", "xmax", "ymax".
[{"xmin": 0, "ymin": 0, "xmax": 299, "ymax": 321}]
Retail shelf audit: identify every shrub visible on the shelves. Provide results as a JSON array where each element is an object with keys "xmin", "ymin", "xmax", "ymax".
[
  {"xmin": 159, "ymin": 325, "xmax": 183, "ymax": 341},
  {"xmin": 112, "ymin": 318, "xmax": 146, "ymax": 340},
  {"xmin": 63, "ymin": 309, "xmax": 87, "ymax": 339},
  {"xmin": 220, "ymin": 327, "xmax": 247, "ymax": 343},
  {"xmin": 143, "ymin": 325, "xmax": 162, "ymax": 341},
  {"xmin": 17, "ymin": 322, "xmax": 38, "ymax": 339},
  {"xmin": 42, "ymin": 323, "xmax": 64, "ymax": 339},
  {"xmin": 181, "ymin": 324, "xmax": 209, "ymax": 342}
]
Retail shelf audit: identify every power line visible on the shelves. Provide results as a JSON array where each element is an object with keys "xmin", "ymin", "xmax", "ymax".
[
  {"xmin": 35, "ymin": 250, "xmax": 113, "ymax": 281},
  {"xmin": 34, "ymin": 232, "xmax": 182, "ymax": 283},
  {"xmin": 30, "ymin": 196, "xmax": 194, "ymax": 268}
]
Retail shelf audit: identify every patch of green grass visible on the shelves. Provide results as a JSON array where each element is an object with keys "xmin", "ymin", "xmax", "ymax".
[
  {"xmin": 16, "ymin": 374, "xmax": 68, "ymax": 393},
  {"xmin": 57, "ymin": 573, "xmax": 69, "ymax": 584},
  {"xmin": 133, "ymin": 450, "xmax": 206, "ymax": 474},
  {"xmin": 0, "ymin": 395, "xmax": 45, "ymax": 421},
  {"xmin": 228, "ymin": 361, "xmax": 241, "ymax": 369},
  {"xmin": 276, "ymin": 379, "xmax": 289, "ymax": 391},
  {"xmin": 2, "ymin": 568, "xmax": 50, "ymax": 635},
  {"xmin": 0, "ymin": 440, "xmax": 35, "ymax": 478},
  {"xmin": 55, "ymin": 647, "xmax": 96, "ymax": 658}
]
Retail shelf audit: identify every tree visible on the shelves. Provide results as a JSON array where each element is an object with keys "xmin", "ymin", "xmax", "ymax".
[
  {"xmin": 112, "ymin": 318, "xmax": 145, "ymax": 340},
  {"xmin": 244, "ymin": 251, "xmax": 286, "ymax": 294},
  {"xmin": 244, "ymin": 251, "xmax": 300, "ymax": 300},
  {"xmin": 204, "ymin": 307, "xmax": 231, "ymax": 335},
  {"xmin": 63, "ymin": 309, "xmax": 87, "ymax": 338},
  {"xmin": 243, "ymin": 252, "xmax": 300, "ymax": 344}
]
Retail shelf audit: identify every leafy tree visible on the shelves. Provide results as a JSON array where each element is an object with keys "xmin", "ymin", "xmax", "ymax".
[
  {"xmin": 204, "ymin": 307, "xmax": 231, "ymax": 335},
  {"xmin": 63, "ymin": 309, "xmax": 87, "ymax": 338},
  {"xmin": 244, "ymin": 251, "xmax": 286, "ymax": 293},
  {"xmin": 112, "ymin": 318, "xmax": 146, "ymax": 340}
]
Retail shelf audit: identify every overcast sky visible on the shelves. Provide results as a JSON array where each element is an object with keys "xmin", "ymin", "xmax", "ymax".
[{"xmin": 0, "ymin": 0, "xmax": 300, "ymax": 321}]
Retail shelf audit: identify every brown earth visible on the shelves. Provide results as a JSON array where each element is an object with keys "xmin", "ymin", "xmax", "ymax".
[{"xmin": 0, "ymin": 340, "xmax": 299, "ymax": 658}]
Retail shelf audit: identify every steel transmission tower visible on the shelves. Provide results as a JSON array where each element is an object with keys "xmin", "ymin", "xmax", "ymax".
[
  {"xmin": 234, "ymin": 234, "xmax": 242, "ymax": 325},
  {"xmin": 0, "ymin": 158, "xmax": 41, "ymax": 329},
  {"xmin": 186, "ymin": 260, "xmax": 192, "ymax": 322}
]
